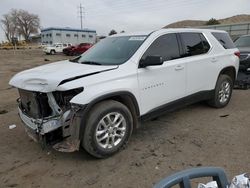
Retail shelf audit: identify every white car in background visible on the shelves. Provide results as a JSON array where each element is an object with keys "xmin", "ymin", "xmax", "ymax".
[
  {"xmin": 39, "ymin": 43, "xmax": 49, "ymax": 49},
  {"xmin": 43, "ymin": 43, "xmax": 72, "ymax": 55}
]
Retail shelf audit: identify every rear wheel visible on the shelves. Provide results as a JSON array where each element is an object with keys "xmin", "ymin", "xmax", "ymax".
[
  {"xmin": 208, "ymin": 74, "xmax": 233, "ymax": 108},
  {"xmin": 82, "ymin": 100, "xmax": 133, "ymax": 158}
]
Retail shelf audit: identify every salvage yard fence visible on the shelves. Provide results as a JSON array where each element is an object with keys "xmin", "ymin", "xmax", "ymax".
[{"xmin": 199, "ymin": 22, "xmax": 250, "ymax": 40}]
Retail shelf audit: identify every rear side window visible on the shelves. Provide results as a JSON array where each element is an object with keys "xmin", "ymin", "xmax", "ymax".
[
  {"xmin": 142, "ymin": 33, "xmax": 180, "ymax": 62},
  {"xmin": 212, "ymin": 32, "xmax": 235, "ymax": 49},
  {"xmin": 180, "ymin": 33, "xmax": 209, "ymax": 56}
]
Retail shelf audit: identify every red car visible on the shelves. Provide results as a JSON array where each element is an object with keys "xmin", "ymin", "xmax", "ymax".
[{"xmin": 63, "ymin": 43, "xmax": 92, "ymax": 56}]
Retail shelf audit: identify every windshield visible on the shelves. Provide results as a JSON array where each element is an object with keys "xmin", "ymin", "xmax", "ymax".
[
  {"xmin": 235, "ymin": 36, "xmax": 250, "ymax": 47},
  {"xmin": 76, "ymin": 35, "xmax": 147, "ymax": 65}
]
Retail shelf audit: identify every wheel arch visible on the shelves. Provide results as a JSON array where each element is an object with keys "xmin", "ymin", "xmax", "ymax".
[
  {"xmin": 86, "ymin": 91, "xmax": 140, "ymax": 116},
  {"xmin": 78, "ymin": 91, "xmax": 141, "ymax": 140},
  {"xmin": 218, "ymin": 66, "xmax": 236, "ymax": 83}
]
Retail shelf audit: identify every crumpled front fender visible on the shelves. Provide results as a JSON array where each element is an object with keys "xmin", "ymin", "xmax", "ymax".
[{"xmin": 52, "ymin": 107, "xmax": 86, "ymax": 152}]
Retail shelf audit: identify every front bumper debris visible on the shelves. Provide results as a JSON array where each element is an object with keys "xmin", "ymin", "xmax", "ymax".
[
  {"xmin": 53, "ymin": 108, "xmax": 84, "ymax": 152},
  {"xmin": 19, "ymin": 106, "xmax": 86, "ymax": 152},
  {"xmin": 18, "ymin": 107, "xmax": 61, "ymax": 135}
]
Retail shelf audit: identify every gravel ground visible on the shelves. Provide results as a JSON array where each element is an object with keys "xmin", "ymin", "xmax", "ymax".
[{"xmin": 0, "ymin": 49, "xmax": 249, "ymax": 188}]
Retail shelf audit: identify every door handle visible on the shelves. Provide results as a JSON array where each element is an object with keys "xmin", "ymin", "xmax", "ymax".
[
  {"xmin": 211, "ymin": 58, "xmax": 217, "ymax": 63},
  {"xmin": 175, "ymin": 65, "xmax": 184, "ymax": 71}
]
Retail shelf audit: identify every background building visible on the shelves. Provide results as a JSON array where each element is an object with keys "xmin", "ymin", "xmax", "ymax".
[{"xmin": 41, "ymin": 27, "xmax": 97, "ymax": 45}]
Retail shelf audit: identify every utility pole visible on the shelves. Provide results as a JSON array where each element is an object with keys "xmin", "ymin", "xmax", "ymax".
[{"xmin": 78, "ymin": 3, "xmax": 84, "ymax": 29}]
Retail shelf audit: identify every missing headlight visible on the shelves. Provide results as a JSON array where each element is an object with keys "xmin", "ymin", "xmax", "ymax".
[{"xmin": 53, "ymin": 87, "xmax": 83, "ymax": 110}]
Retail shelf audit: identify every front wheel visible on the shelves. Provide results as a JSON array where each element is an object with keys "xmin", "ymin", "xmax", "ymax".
[
  {"xmin": 208, "ymin": 74, "xmax": 233, "ymax": 108},
  {"xmin": 82, "ymin": 100, "xmax": 133, "ymax": 158},
  {"xmin": 50, "ymin": 50, "xmax": 55, "ymax": 55}
]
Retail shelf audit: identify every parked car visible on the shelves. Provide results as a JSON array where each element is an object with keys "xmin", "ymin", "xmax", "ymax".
[
  {"xmin": 63, "ymin": 43, "xmax": 92, "ymax": 56},
  {"xmin": 39, "ymin": 42, "xmax": 49, "ymax": 49},
  {"xmin": 234, "ymin": 35, "xmax": 250, "ymax": 72},
  {"xmin": 9, "ymin": 29, "xmax": 239, "ymax": 158},
  {"xmin": 43, "ymin": 43, "xmax": 72, "ymax": 55}
]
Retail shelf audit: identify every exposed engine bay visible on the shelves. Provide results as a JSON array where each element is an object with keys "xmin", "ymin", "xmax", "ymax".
[{"xmin": 18, "ymin": 88, "xmax": 84, "ymax": 152}]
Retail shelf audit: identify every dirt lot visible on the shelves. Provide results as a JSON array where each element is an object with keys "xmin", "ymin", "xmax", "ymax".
[{"xmin": 0, "ymin": 49, "xmax": 249, "ymax": 188}]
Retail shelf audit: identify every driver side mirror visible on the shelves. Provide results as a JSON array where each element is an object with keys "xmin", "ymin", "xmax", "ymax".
[{"xmin": 139, "ymin": 55, "xmax": 163, "ymax": 68}]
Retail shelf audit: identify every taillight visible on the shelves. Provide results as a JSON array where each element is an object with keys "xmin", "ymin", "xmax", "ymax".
[{"xmin": 234, "ymin": 51, "xmax": 240, "ymax": 58}]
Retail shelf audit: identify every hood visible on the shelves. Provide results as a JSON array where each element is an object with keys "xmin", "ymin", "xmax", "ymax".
[
  {"xmin": 237, "ymin": 47, "xmax": 250, "ymax": 53},
  {"xmin": 9, "ymin": 60, "xmax": 118, "ymax": 92}
]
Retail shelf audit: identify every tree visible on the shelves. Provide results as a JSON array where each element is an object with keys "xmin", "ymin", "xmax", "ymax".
[
  {"xmin": 109, "ymin": 29, "xmax": 117, "ymax": 36},
  {"xmin": 0, "ymin": 9, "xmax": 40, "ymax": 42},
  {"xmin": 14, "ymin": 9, "xmax": 40, "ymax": 41},
  {"xmin": 0, "ymin": 14, "xmax": 17, "ymax": 43},
  {"xmin": 206, "ymin": 18, "xmax": 220, "ymax": 25},
  {"xmin": 120, "ymin": 30, "xmax": 125, "ymax": 33}
]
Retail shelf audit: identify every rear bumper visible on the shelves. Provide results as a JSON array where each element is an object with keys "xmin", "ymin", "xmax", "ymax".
[
  {"xmin": 235, "ymin": 71, "xmax": 250, "ymax": 89},
  {"xmin": 239, "ymin": 54, "xmax": 250, "ymax": 71}
]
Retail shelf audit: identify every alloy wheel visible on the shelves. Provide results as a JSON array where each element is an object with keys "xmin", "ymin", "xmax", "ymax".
[
  {"xmin": 95, "ymin": 112, "xmax": 126, "ymax": 149},
  {"xmin": 218, "ymin": 81, "xmax": 231, "ymax": 103}
]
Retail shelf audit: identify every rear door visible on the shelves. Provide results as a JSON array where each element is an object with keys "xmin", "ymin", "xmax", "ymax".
[
  {"xmin": 137, "ymin": 33, "xmax": 186, "ymax": 114},
  {"xmin": 179, "ymin": 32, "xmax": 215, "ymax": 95}
]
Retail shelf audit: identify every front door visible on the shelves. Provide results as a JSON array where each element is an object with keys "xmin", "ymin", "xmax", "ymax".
[{"xmin": 137, "ymin": 33, "xmax": 186, "ymax": 115}]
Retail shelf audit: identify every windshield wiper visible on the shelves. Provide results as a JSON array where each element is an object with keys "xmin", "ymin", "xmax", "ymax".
[{"xmin": 80, "ymin": 61, "xmax": 102, "ymax": 65}]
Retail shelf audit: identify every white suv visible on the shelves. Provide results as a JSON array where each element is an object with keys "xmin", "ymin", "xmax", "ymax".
[
  {"xmin": 43, "ymin": 43, "xmax": 72, "ymax": 55},
  {"xmin": 9, "ymin": 29, "xmax": 239, "ymax": 158}
]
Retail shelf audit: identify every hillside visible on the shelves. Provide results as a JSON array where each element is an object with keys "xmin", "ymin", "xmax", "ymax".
[{"xmin": 164, "ymin": 14, "xmax": 250, "ymax": 28}]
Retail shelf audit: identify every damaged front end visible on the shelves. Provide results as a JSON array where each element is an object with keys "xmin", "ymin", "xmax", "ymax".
[{"xmin": 17, "ymin": 87, "xmax": 85, "ymax": 152}]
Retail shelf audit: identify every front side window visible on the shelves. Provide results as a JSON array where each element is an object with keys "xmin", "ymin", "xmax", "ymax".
[
  {"xmin": 76, "ymin": 35, "xmax": 147, "ymax": 65},
  {"xmin": 141, "ymin": 33, "xmax": 180, "ymax": 62},
  {"xmin": 180, "ymin": 33, "xmax": 205, "ymax": 56}
]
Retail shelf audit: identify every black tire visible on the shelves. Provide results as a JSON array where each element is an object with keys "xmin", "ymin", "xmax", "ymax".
[
  {"xmin": 50, "ymin": 50, "xmax": 55, "ymax": 55},
  {"xmin": 82, "ymin": 100, "xmax": 133, "ymax": 158},
  {"xmin": 208, "ymin": 74, "xmax": 233, "ymax": 108}
]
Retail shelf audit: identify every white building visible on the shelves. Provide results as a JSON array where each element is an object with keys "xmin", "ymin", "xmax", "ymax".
[{"xmin": 41, "ymin": 27, "xmax": 97, "ymax": 45}]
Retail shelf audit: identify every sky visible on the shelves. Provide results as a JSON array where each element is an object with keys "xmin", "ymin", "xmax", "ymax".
[{"xmin": 0, "ymin": 0, "xmax": 250, "ymax": 41}]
